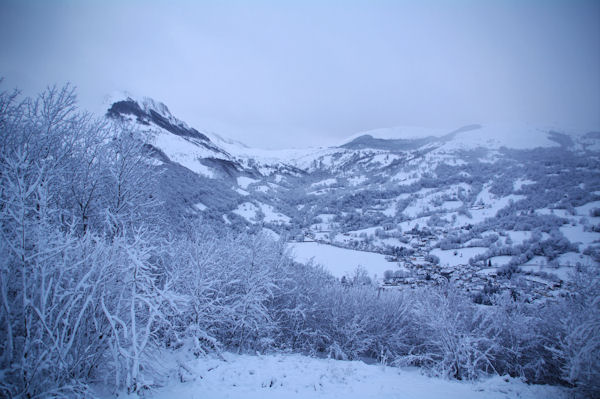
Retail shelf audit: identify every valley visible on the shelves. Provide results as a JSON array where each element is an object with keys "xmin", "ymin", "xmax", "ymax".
[{"xmin": 107, "ymin": 95, "xmax": 600, "ymax": 304}]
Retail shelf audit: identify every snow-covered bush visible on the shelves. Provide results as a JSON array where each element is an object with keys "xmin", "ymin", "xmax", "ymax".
[
  {"xmin": 546, "ymin": 265, "xmax": 600, "ymax": 395},
  {"xmin": 395, "ymin": 286, "xmax": 499, "ymax": 380}
]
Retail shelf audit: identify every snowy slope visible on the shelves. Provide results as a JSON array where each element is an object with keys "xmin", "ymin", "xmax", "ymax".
[
  {"xmin": 105, "ymin": 94, "xmax": 591, "ymax": 179},
  {"xmin": 341, "ymin": 124, "xmax": 568, "ymax": 151},
  {"xmin": 436, "ymin": 124, "xmax": 558, "ymax": 150}
]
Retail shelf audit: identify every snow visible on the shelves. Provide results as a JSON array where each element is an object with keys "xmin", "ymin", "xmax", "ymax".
[
  {"xmin": 488, "ymin": 256, "xmax": 512, "ymax": 267},
  {"xmin": 307, "ymin": 189, "xmax": 330, "ymax": 196},
  {"xmin": 150, "ymin": 131, "xmax": 216, "ymax": 178},
  {"xmin": 311, "ymin": 214, "xmax": 338, "ymax": 231},
  {"xmin": 193, "ymin": 202, "xmax": 207, "ymax": 211},
  {"xmin": 545, "ymin": 267, "xmax": 574, "ymax": 281},
  {"xmin": 341, "ymin": 124, "xmax": 564, "ymax": 151},
  {"xmin": 238, "ymin": 176, "xmax": 259, "ymax": 189},
  {"xmin": 513, "ymin": 178, "xmax": 536, "ymax": 191},
  {"xmin": 262, "ymin": 228, "xmax": 280, "ymax": 241},
  {"xmin": 287, "ymin": 242, "xmax": 398, "ymax": 280},
  {"xmin": 523, "ymin": 256, "xmax": 549, "ymax": 266},
  {"xmin": 233, "ymin": 202, "xmax": 260, "ymax": 222},
  {"xmin": 575, "ymin": 200, "xmax": 600, "ymax": 216},
  {"xmin": 442, "ymin": 200, "xmax": 463, "ymax": 210},
  {"xmin": 400, "ymin": 187, "xmax": 469, "ymax": 218},
  {"xmin": 104, "ymin": 93, "xmax": 192, "ymax": 132},
  {"xmin": 430, "ymin": 247, "xmax": 489, "ymax": 268},
  {"xmin": 347, "ymin": 227, "xmax": 379, "ymax": 237},
  {"xmin": 316, "ymin": 214, "xmax": 337, "ymax": 223},
  {"xmin": 207, "ymin": 132, "xmax": 320, "ymax": 165},
  {"xmin": 506, "ymin": 230, "xmax": 533, "ymax": 244},
  {"xmin": 382, "ymin": 201, "xmax": 397, "ymax": 217},
  {"xmin": 370, "ymin": 153, "xmax": 401, "ymax": 166},
  {"xmin": 560, "ymin": 224, "xmax": 600, "ymax": 248},
  {"xmin": 232, "ymin": 202, "xmax": 290, "ymax": 224},
  {"xmin": 254, "ymin": 184, "xmax": 271, "ymax": 193},
  {"xmin": 536, "ymin": 208, "xmax": 576, "ymax": 219},
  {"xmin": 403, "ymin": 198, "xmax": 434, "ymax": 218},
  {"xmin": 108, "ymin": 351, "xmax": 567, "ymax": 399},
  {"xmin": 347, "ymin": 175, "xmax": 368, "ymax": 186},
  {"xmin": 311, "ymin": 178, "xmax": 337, "ymax": 188},
  {"xmin": 259, "ymin": 203, "xmax": 291, "ymax": 224},
  {"xmin": 519, "ymin": 258, "xmax": 576, "ymax": 281},
  {"xmin": 557, "ymin": 252, "xmax": 595, "ymax": 267},
  {"xmin": 378, "ymin": 237, "xmax": 413, "ymax": 249},
  {"xmin": 398, "ymin": 217, "xmax": 431, "ymax": 232},
  {"xmin": 392, "ymin": 170, "xmax": 421, "ymax": 185},
  {"xmin": 524, "ymin": 275, "xmax": 557, "ymax": 286},
  {"xmin": 469, "ymin": 188, "xmax": 525, "ymax": 223},
  {"xmin": 437, "ymin": 124, "xmax": 561, "ymax": 151},
  {"xmin": 478, "ymin": 268, "xmax": 498, "ymax": 276}
]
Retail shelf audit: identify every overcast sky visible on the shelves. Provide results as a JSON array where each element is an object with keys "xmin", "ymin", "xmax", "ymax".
[{"xmin": 1, "ymin": 1, "xmax": 599, "ymax": 149}]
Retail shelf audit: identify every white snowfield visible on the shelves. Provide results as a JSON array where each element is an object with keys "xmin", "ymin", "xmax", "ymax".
[
  {"xmin": 431, "ymin": 247, "xmax": 488, "ymax": 268},
  {"xmin": 203, "ymin": 123, "xmax": 570, "ymax": 171},
  {"xmin": 150, "ymin": 130, "xmax": 217, "ymax": 178},
  {"xmin": 134, "ymin": 352, "xmax": 567, "ymax": 399},
  {"xmin": 234, "ymin": 201, "xmax": 291, "ymax": 224},
  {"xmin": 342, "ymin": 124, "xmax": 564, "ymax": 151},
  {"xmin": 287, "ymin": 242, "xmax": 399, "ymax": 279}
]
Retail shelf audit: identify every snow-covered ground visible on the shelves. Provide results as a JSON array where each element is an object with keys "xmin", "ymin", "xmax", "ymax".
[
  {"xmin": 505, "ymin": 230, "xmax": 534, "ymax": 245},
  {"xmin": 150, "ymin": 130, "xmax": 217, "ymax": 178},
  {"xmin": 100, "ymin": 351, "xmax": 567, "ymax": 399},
  {"xmin": 430, "ymin": 247, "xmax": 489, "ymax": 268},
  {"xmin": 288, "ymin": 242, "xmax": 399, "ymax": 280},
  {"xmin": 233, "ymin": 201, "xmax": 291, "ymax": 224},
  {"xmin": 259, "ymin": 203, "xmax": 291, "ymax": 224},
  {"xmin": 560, "ymin": 224, "xmax": 600, "ymax": 249},
  {"xmin": 488, "ymin": 255, "xmax": 512, "ymax": 267},
  {"xmin": 342, "ymin": 124, "xmax": 563, "ymax": 152},
  {"xmin": 233, "ymin": 201, "xmax": 260, "ymax": 221},
  {"xmin": 237, "ymin": 176, "xmax": 259, "ymax": 189}
]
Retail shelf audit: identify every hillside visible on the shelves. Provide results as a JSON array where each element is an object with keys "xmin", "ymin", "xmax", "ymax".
[{"xmin": 107, "ymin": 95, "xmax": 600, "ymax": 303}]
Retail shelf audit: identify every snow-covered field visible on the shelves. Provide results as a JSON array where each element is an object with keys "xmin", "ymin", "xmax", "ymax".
[
  {"xmin": 288, "ymin": 242, "xmax": 398, "ymax": 279},
  {"xmin": 101, "ymin": 351, "xmax": 567, "ymax": 399},
  {"xmin": 560, "ymin": 224, "xmax": 600, "ymax": 249},
  {"xmin": 233, "ymin": 201, "xmax": 291, "ymax": 224},
  {"xmin": 430, "ymin": 247, "xmax": 489, "ymax": 268}
]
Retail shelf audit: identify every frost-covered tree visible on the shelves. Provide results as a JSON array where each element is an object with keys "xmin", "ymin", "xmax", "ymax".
[
  {"xmin": 396, "ymin": 286, "xmax": 499, "ymax": 380},
  {"xmin": 548, "ymin": 265, "xmax": 600, "ymax": 395}
]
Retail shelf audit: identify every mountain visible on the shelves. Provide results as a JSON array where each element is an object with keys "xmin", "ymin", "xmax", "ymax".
[{"xmin": 106, "ymin": 95, "xmax": 600, "ymax": 301}]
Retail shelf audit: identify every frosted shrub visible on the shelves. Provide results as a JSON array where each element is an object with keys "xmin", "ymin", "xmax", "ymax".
[
  {"xmin": 549, "ymin": 265, "xmax": 600, "ymax": 395},
  {"xmin": 395, "ymin": 286, "xmax": 499, "ymax": 380}
]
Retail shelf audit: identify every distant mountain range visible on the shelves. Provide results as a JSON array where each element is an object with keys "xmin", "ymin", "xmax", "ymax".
[{"xmin": 105, "ymin": 94, "xmax": 600, "ymax": 298}]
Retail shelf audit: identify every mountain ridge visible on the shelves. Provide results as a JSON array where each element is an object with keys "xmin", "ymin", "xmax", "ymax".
[{"xmin": 103, "ymin": 95, "xmax": 600, "ymax": 297}]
